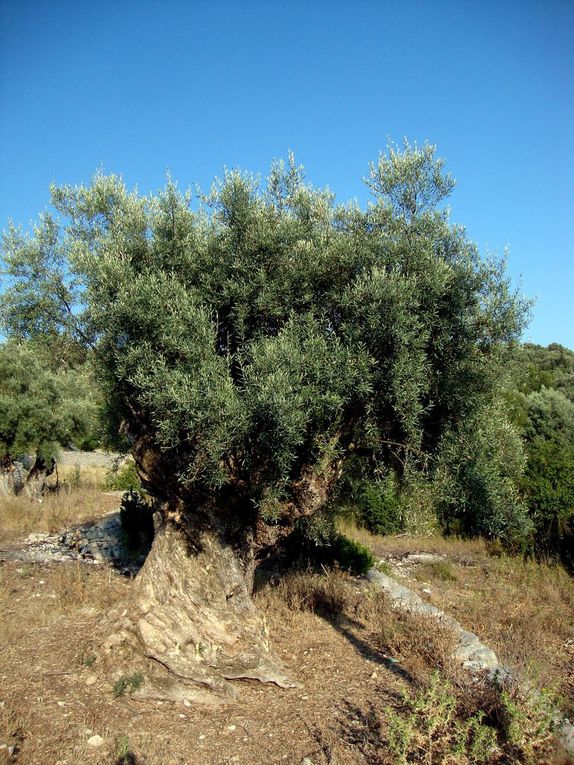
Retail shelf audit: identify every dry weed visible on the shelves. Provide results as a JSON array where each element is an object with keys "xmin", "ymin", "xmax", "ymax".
[
  {"xmin": 0, "ymin": 487, "xmax": 119, "ymax": 541},
  {"xmin": 57, "ymin": 463, "xmax": 109, "ymax": 489},
  {"xmin": 267, "ymin": 566, "xmax": 362, "ymax": 618},
  {"xmin": 338, "ymin": 519, "xmax": 488, "ymax": 559}
]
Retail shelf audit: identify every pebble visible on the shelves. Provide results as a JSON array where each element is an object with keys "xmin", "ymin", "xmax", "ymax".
[
  {"xmin": 57, "ymin": 701, "xmax": 66, "ymax": 707},
  {"xmin": 87, "ymin": 734, "xmax": 104, "ymax": 747},
  {"xmin": 227, "ymin": 724, "xmax": 236, "ymax": 731},
  {"xmin": 85, "ymin": 675, "xmax": 97, "ymax": 686}
]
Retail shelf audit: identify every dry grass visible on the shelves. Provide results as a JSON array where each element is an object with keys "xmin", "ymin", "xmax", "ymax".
[
  {"xmin": 56, "ymin": 463, "xmax": 110, "ymax": 489},
  {"xmin": 0, "ymin": 487, "xmax": 120, "ymax": 541},
  {"xmin": 1, "ymin": 493, "xmax": 573, "ymax": 764},
  {"xmin": 339, "ymin": 518, "xmax": 488, "ymax": 558},
  {"xmin": 259, "ymin": 566, "xmax": 363, "ymax": 617},
  {"xmin": 259, "ymin": 567, "xmax": 572, "ymax": 763},
  {"xmin": 339, "ymin": 520, "xmax": 574, "ymax": 720}
]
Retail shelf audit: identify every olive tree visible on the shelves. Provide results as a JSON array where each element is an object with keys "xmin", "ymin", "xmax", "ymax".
[
  {"xmin": 0, "ymin": 340, "xmax": 98, "ymax": 494},
  {"xmin": 1, "ymin": 143, "xmax": 528, "ymax": 701}
]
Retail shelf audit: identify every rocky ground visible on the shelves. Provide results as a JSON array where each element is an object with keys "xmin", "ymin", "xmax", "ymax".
[
  {"xmin": 1, "ymin": 498, "xmax": 573, "ymax": 764},
  {"xmin": 5, "ymin": 503, "xmax": 148, "ymax": 576}
]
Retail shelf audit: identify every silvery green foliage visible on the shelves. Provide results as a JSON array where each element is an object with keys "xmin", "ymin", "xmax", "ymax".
[
  {"xmin": 434, "ymin": 401, "xmax": 532, "ymax": 549},
  {"xmin": 0, "ymin": 341, "xmax": 99, "ymax": 462},
  {"xmin": 1, "ymin": 144, "xmax": 529, "ymax": 525}
]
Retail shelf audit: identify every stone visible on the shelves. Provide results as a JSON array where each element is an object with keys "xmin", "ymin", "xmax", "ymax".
[
  {"xmin": 85, "ymin": 675, "xmax": 97, "ymax": 686},
  {"xmin": 87, "ymin": 734, "xmax": 104, "ymax": 747}
]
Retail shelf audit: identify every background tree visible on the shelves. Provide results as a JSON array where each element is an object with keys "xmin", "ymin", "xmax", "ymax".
[
  {"xmin": 499, "ymin": 344, "xmax": 574, "ymax": 566},
  {"xmin": 0, "ymin": 143, "xmax": 529, "ymax": 701},
  {"xmin": 521, "ymin": 387, "xmax": 574, "ymax": 566},
  {"xmin": 0, "ymin": 340, "xmax": 99, "ymax": 494}
]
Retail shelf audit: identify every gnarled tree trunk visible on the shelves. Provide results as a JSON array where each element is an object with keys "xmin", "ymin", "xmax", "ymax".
[
  {"xmin": 0, "ymin": 455, "xmax": 55, "ymax": 498},
  {"xmin": 103, "ymin": 440, "xmax": 342, "ymax": 704},
  {"xmin": 107, "ymin": 519, "xmax": 296, "ymax": 704}
]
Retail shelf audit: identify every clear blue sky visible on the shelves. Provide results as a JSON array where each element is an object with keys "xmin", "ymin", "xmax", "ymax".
[{"xmin": 1, "ymin": 0, "xmax": 572, "ymax": 348}]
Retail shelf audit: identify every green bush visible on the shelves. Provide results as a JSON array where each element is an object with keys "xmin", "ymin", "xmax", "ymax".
[
  {"xmin": 332, "ymin": 458, "xmax": 405, "ymax": 536},
  {"xmin": 522, "ymin": 436, "xmax": 574, "ymax": 567},
  {"xmin": 105, "ymin": 459, "xmax": 141, "ymax": 491},
  {"xmin": 330, "ymin": 534, "xmax": 375, "ymax": 575},
  {"xmin": 112, "ymin": 672, "xmax": 144, "ymax": 698},
  {"xmin": 356, "ymin": 474, "xmax": 404, "ymax": 535},
  {"xmin": 287, "ymin": 515, "xmax": 374, "ymax": 575},
  {"xmin": 434, "ymin": 403, "xmax": 532, "ymax": 552}
]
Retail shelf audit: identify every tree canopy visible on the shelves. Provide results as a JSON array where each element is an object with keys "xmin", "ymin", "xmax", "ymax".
[
  {"xmin": 1, "ymin": 142, "xmax": 543, "ymax": 699},
  {"xmin": 1, "ymin": 143, "xmax": 529, "ymax": 550}
]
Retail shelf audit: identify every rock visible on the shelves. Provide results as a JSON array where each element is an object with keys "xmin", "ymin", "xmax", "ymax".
[
  {"xmin": 559, "ymin": 718, "xmax": 574, "ymax": 755},
  {"xmin": 85, "ymin": 675, "xmax": 97, "ymax": 686},
  {"xmin": 407, "ymin": 553, "xmax": 446, "ymax": 564},
  {"xmin": 453, "ymin": 630, "xmax": 499, "ymax": 671},
  {"xmin": 87, "ymin": 734, "xmax": 104, "ymax": 747}
]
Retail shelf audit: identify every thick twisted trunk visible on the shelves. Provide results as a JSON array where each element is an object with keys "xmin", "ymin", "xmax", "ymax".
[
  {"xmin": 0, "ymin": 455, "xmax": 55, "ymax": 498},
  {"xmin": 105, "ymin": 518, "xmax": 297, "ymax": 704},
  {"xmin": 104, "ymin": 431, "xmax": 342, "ymax": 703}
]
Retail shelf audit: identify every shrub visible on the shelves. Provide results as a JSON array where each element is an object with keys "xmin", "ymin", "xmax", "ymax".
[
  {"xmin": 357, "ymin": 474, "xmax": 404, "ymax": 535},
  {"xmin": 288, "ymin": 509, "xmax": 374, "ymax": 575},
  {"xmin": 330, "ymin": 534, "xmax": 374, "ymax": 575},
  {"xmin": 521, "ymin": 389, "xmax": 574, "ymax": 567},
  {"xmin": 348, "ymin": 669, "xmax": 563, "ymax": 765},
  {"xmin": 333, "ymin": 459, "xmax": 406, "ymax": 536},
  {"xmin": 105, "ymin": 459, "xmax": 141, "ymax": 491},
  {"xmin": 112, "ymin": 672, "xmax": 144, "ymax": 698},
  {"xmin": 434, "ymin": 402, "xmax": 533, "ymax": 552}
]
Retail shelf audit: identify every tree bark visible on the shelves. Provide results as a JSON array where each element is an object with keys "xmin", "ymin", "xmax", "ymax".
[
  {"xmin": 103, "ymin": 430, "xmax": 342, "ymax": 703},
  {"xmin": 0, "ymin": 455, "xmax": 55, "ymax": 497},
  {"xmin": 105, "ymin": 517, "xmax": 298, "ymax": 704}
]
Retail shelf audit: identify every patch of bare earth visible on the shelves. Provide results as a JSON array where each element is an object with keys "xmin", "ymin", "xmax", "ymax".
[
  {"xmin": 0, "ymin": 557, "xmax": 412, "ymax": 765},
  {"xmin": 1, "ymin": 499, "xmax": 573, "ymax": 765}
]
